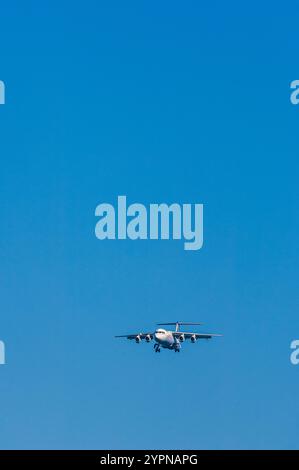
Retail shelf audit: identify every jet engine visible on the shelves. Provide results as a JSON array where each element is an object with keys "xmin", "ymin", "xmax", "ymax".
[
  {"xmin": 190, "ymin": 335, "xmax": 197, "ymax": 343},
  {"xmin": 179, "ymin": 334, "xmax": 185, "ymax": 342},
  {"xmin": 135, "ymin": 335, "xmax": 142, "ymax": 343},
  {"xmin": 145, "ymin": 335, "xmax": 152, "ymax": 342}
]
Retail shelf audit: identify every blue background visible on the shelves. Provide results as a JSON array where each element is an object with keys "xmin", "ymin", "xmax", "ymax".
[{"xmin": 0, "ymin": 1, "xmax": 298, "ymax": 449}]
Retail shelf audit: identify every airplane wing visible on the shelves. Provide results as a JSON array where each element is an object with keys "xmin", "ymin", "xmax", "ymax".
[
  {"xmin": 115, "ymin": 333, "xmax": 154, "ymax": 340},
  {"xmin": 172, "ymin": 332, "xmax": 222, "ymax": 340}
]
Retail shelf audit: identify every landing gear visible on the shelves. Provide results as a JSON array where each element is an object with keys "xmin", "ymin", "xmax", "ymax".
[{"xmin": 154, "ymin": 343, "xmax": 161, "ymax": 353}]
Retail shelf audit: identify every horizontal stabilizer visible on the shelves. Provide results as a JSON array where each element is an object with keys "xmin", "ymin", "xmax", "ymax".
[
  {"xmin": 157, "ymin": 321, "xmax": 204, "ymax": 332},
  {"xmin": 157, "ymin": 322, "xmax": 204, "ymax": 326}
]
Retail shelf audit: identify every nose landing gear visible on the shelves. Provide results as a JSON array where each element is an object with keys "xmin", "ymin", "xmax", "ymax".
[{"xmin": 154, "ymin": 343, "xmax": 161, "ymax": 353}]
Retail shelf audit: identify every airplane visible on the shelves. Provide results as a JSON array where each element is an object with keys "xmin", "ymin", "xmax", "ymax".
[{"xmin": 115, "ymin": 321, "xmax": 222, "ymax": 353}]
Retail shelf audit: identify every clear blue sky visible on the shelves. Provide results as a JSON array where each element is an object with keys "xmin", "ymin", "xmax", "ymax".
[{"xmin": 0, "ymin": 1, "xmax": 298, "ymax": 450}]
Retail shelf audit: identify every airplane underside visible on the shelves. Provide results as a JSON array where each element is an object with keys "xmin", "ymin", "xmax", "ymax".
[{"xmin": 154, "ymin": 341, "xmax": 181, "ymax": 353}]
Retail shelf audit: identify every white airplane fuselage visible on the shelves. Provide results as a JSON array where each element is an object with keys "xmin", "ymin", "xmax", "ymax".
[{"xmin": 154, "ymin": 329, "xmax": 181, "ymax": 351}]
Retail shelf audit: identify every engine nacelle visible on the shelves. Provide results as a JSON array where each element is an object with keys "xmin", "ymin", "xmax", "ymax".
[
  {"xmin": 191, "ymin": 335, "xmax": 197, "ymax": 343},
  {"xmin": 145, "ymin": 335, "xmax": 152, "ymax": 342},
  {"xmin": 135, "ymin": 335, "xmax": 142, "ymax": 343},
  {"xmin": 179, "ymin": 334, "xmax": 185, "ymax": 342}
]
